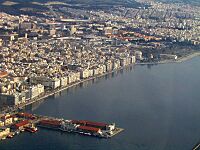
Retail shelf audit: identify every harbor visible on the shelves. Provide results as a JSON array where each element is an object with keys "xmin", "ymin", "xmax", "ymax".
[{"xmin": 0, "ymin": 112, "xmax": 124, "ymax": 141}]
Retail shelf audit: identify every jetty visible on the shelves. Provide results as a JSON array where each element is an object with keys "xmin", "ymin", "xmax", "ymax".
[{"xmin": 0, "ymin": 112, "xmax": 124, "ymax": 141}]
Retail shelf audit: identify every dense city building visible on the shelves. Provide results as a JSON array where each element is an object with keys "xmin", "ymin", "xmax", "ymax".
[{"xmin": 0, "ymin": 0, "xmax": 199, "ymax": 108}]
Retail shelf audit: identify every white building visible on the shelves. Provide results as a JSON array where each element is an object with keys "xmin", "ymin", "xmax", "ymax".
[
  {"xmin": 29, "ymin": 84, "xmax": 44, "ymax": 99},
  {"xmin": 80, "ymin": 69, "xmax": 90, "ymax": 79},
  {"xmin": 0, "ymin": 128, "xmax": 10, "ymax": 139},
  {"xmin": 113, "ymin": 60, "xmax": 121, "ymax": 69},
  {"xmin": 68, "ymin": 72, "xmax": 80, "ymax": 84},
  {"xmin": 135, "ymin": 51, "xmax": 143, "ymax": 60},
  {"xmin": 30, "ymin": 77, "xmax": 60, "ymax": 89},
  {"xmin": 60, "ymin": 76, "xmax": 68, "ymax": 87},
  {"xmin": 130, "ymin": 56, "xmax": 136, "ymax": 64}
]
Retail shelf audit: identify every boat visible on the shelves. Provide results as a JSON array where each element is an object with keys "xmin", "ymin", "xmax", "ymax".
[
  {"xmin": 16, "ymin": 130, "xmax": 20, "ymax": 134},
  {"xmin": 25, "ymin": 126, "xmax": 38, "ymax": 133},
  {"xmin": 7, "ymin": 134, "xmax": 13, "ymax": 138},
  {"xmin": 83, "ymin": 132, "xmax": 91, "ymax": 136}
]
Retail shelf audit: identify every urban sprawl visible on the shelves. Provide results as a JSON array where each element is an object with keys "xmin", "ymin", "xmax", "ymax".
[{"xmin": 0, "ymin": 0, "xmax": 200, "ymax": 124}]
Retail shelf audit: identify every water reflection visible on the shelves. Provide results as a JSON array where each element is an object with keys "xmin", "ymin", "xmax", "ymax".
[{"xmin": 25, "ymin": 99, "xmax": 45, "ymax": 112}]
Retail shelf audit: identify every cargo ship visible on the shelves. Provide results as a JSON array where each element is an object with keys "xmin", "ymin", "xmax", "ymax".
[{"xmin": 37, "ymin": 119, "xmax": 116, "ymax": 138}]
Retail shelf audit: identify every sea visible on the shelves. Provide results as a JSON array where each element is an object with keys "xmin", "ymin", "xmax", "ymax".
[{"xmin": 1, "ymin": 57, "xmax": 200, "ymax": 150}]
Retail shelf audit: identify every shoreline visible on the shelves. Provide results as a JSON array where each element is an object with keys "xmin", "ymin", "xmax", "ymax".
[
  {"xmin": 136, "ymin": 51, "xmax": 200, "ymax": 65},
  {"xmin": 0, "ymin": 64, "xmax": 134, "ymax": 114},
  {"xmin": 1, "ymin": 51, "xmax": 200, "ymax": 114}
]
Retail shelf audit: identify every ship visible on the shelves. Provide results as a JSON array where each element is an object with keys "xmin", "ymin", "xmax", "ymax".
[
  {"xmin": 7, "ymin": 133, "xmax": 14, "ymax": 138},
  {"xmin": 24, "ymin": 126, "xmax": 38, "ymax": 133}
]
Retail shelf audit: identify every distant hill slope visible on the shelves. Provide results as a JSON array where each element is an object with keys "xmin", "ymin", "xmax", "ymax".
[
  {"xmin": 0, "ymin": 1, "xmax": 48, "ymax": 16},
  {"xmin": 64, "ymin": 0, "xmax": 140, "ymax": 6},
  {"xmin": 158, "ymin": 0, "xmax": 200, "ymax": 6},
  {"xmin": 8, "ymin": 0, "xmax": 139, "ymax": 5},
  {"xmin": 0, "ymin": 0, "xmax": 142, "ymax": 16}
]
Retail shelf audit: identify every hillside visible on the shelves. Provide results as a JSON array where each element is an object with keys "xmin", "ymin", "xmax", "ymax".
[
  {"xmin": 158, "ymin": 0, "xmax": 200, "ymax": 6},
  {"xmin": 0, "ymin": 0, "xmax": 142, "ymax": 16}
]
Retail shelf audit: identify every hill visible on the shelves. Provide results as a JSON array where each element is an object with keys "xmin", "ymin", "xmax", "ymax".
[
  {"xmin": 158, "ymin": 0, "xmax": 200, "ymax": 6},
  {"xmin": 0, "ymin": 0, "xmax": 142, "ymax": 16}
]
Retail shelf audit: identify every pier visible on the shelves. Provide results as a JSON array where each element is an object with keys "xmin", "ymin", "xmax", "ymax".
[
  {"xmin": 34, "ymin": 114, "xmax": 124, "ymax": 138},
  {"xmin": 109, "ymin": 128, "xmax": 124, "ymax": 137},
  {"xmin": 0, "ymin": 112, "xmax": 124, "ymax": 140}
]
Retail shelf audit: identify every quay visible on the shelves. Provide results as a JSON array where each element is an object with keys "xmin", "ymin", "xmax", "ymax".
[
  {"xmin": 0, "ymin": 112, "xmax": 124, "ymax": 141},
  {"xmin": 34, "ymin": 113, "xmax": 124, "ymax": 138}
]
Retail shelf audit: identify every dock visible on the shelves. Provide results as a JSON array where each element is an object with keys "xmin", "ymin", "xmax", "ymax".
[
  {"xmin": 0, "ymin": 112, "xmax": 124, "ymax": 141},
  {"xmin": 34, "ymin": 114, "xmax": 124, "ymax": 138},
  {"xmin": 109, "ymin": 128, "xmax": 124, "ymax": 137}
]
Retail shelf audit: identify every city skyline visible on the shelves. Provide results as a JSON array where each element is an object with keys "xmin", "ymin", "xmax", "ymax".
[{"xmin": 0, "ymin": 0, "xmax": 200, "ymax": 149}]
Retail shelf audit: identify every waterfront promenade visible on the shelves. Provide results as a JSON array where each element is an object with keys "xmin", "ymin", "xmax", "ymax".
[
  {"xmin": 1, "ymin": 51, "xmax": 200, "ymax": 114},
  {"xmin": 0, "ymin": 64, "xmax": 134, "ymax": 114}
]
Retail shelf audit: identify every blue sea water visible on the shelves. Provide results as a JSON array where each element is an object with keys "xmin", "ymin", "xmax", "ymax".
[{"xmin": 1, "ymin": 57, "xmax": 200, "ymax": 150}]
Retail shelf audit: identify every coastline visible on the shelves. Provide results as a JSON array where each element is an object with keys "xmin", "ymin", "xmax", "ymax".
[
  {"xmin": 1, "ymin": 51, "xmax": 200, "ymax": 114},
  {"xmin": 136, "ymin": 51, "xmax": 200, "ymax": 65},
  {"xmin": 0, "ymin": 64, "xmax": 134, "ymax": 114}
]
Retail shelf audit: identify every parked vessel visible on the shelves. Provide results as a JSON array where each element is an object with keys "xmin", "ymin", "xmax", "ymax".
[
  {"xmin": 7, "ymin": 134, "xmax": 13, "ymax": 138},
  {"xmin": 25, "ymin": 126, "xmax": 38, "ymax": 133}
]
